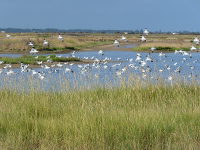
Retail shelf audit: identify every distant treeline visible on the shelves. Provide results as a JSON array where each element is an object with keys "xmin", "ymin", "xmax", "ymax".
[{"xmin": 0, "ymin": 28, "xmax": 200, "ymax": 34}]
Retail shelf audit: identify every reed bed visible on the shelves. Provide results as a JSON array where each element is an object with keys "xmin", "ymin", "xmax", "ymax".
[{"xmin": 1, "ymin": 78, "xmax": 200, "ymax": 149}]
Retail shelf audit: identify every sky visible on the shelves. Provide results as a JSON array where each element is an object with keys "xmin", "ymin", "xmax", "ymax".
[{"xmin": 0, "ymin": 0, "xmax": 200, "ymax": 31}]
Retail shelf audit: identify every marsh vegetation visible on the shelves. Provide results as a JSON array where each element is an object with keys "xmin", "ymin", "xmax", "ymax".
[{"xmin": 1, "ymin": 81, "xmax": 200, "ymax": 149}]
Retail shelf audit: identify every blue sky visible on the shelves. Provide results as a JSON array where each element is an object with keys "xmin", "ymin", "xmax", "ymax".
[{"xmin": 1, "ymin": 0, "xmax": 200, "ymax": 31}]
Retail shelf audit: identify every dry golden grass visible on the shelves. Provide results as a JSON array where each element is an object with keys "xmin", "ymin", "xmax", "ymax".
[
  {"xmin": 133, "ymin": 34, "xmax": 198, "ymax": 51},
  {"xmin": 0, "ymin": 33, "xmax": 198, "ymax": 52},
  {"xmin": 0, "ymin": 33, "xmax": 117, "ymax": 53},
  {"xmin": 139, "ymin": 42, "xmax": 191, "ymax": 49}
]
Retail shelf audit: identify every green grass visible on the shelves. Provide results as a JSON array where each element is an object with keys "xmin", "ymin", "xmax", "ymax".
[
  {"xmin": 1, "ymin": 83, "xmax": 200, "ymax": 149},
  {"xmin": 133, "ymin": 46, "xmax": 189, "ymax": 52},
  {"xmin": 36, "ymin": 46, "xmax": 80, "ymax": 51},
  {"xmin": 0, "ymin": 55, "xmax": 80, "ymax": 65}
]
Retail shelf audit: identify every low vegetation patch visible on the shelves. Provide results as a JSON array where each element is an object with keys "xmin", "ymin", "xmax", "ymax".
[
  {"xmin": 36, "ymin": 46, "xmax": 80, "ymax": 51},
  {"xmin": 133, "ymin": 46, "xmax": 189, "ymax": 51},
  {"xmin": 0, "ymin": 55, "xmax": 80, "ymax": 65}
]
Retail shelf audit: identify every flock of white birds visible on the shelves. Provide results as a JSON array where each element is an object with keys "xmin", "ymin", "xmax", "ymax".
[{"xmin": 1, "ymin": 29, "xmax": 200, "ymax": 84}]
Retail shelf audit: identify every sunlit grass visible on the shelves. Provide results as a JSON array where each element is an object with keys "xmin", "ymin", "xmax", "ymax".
[
  {"xmin": 133, "ymin": 42, "xmax": 192, "ymax": 51},
  {"xmin": 0, "ymin": 33, "xmax": 115, "ymax": 53},
  {"xmin": 0, "ymin": 55, "xmax": 80, "ymax": 64},
  {"xmin": 1, "ymin": 80, "xmax": 200, "ymax": 149},
  {"xmin": 0, "ymin": 33, "xmax": 197, "ymax": 53}
]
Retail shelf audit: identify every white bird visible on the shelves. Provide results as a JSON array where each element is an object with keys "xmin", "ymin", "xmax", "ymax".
[
  {"xmin": 175, "ymin": 50, "xmax": 180, "ymax": 54},
  {"xmin": 71, "ymin": 51, "xmax": 76, "ymax": 57},
  {"xmin": 6, "ymin": 34, "xmax": 11, "ymax": 38},
  {"xmin": 43, "ymin": 65, "xmax": 50, "ymax": 69},
  {"xmin": 38, "ymin": 73, "xmax": 45, "ymax": 80},
  {"xmin": 190, "ymin": 66, "xmax": 195, "ymax": 70},
  {"xmin": 94, "ymin": 74, "xmax": 99, "ymax": 78},
  {"xmin": 146, "ymin": 55, "xmax": 152, "ymax": 62},
  {"xmin": 140, "ymin": 61, "xmax": 147, "ymax": 67},
  {"xmin": 28, "ymin": 41, "xmax": 34, "ymax": 47},
  {"xmin": 37, "ymin": 61, "xmax": 43, "ymax": 65},
  {"xmin": 20, "ymin": 63, "xmax": 29, "ymax": 72},
  {"xmin": 193, "ymin": 37, "xmax": 200, "ymax": 45},
  {"xmin": 78, "ymin": 65, "xmax": 83, "ymax": 68},
  {"xmin": 121, "ymin": 35, "xmax": 127, "ymax": 41},
  {"xmin": 32, "ymin": 70, "xmax": 38, "ymax": 75},
  {"xmin": 150, "ymin": 47, "xmax": 156, "ymax": 52},
  {"xmin": 143, "ymin": 28, "xmax": 149, "ymax": 36},
  {"xmin": 129, "ymin": 58, "xmax": 134, "ymax": 62},
  {"xmin": 159, "ymin": 52, "xmax": 165, "ymax": 57},
  {"xmin": 182, "ymin": 51, "xmax": 189, "ymax": 56},
  {"xmin": 30, "ymin": 48, "xmax": 38, "ymax": 54},
  {"xmin": 51, "ymin": 64, "xmax": 56, "ymax": 67},
  {"xmin": 47, "ymin": 59, "xmax": 53, "ymax": 63},
  {"xmin": 3, "ymin": 64, "xmax": 12, "ymax": 69},
  {"xmin": 6, "ymin": 70, "xmax": 15, "ymax": 75},
  {"xmin": 174, "ymin": 66, "xmax": 181, "ymax": 73},
  {"xmin": 103, "ymin": 65, "xmax": 108, "ymax": 69},
  {"xmin": 113, "ymin": 40, "xmax": 120, "ymax": 47},
  {"xmin": 168, "ymin": 76, "xmax": 173, "ymax": 81},
  {"xmin": 58, "ymin": 34, "xmax": 64, "ymax": 41},
  {"xmin": 56, "ymin": 63, "xmax": 63, "ymax": 67},
  {"xmin": 65, "ymin": 68, "xmax": 73, "ymax": 73},
  {"xmin": 116, "ymin": 71, "xmax": 122, "ymax": 76},
  {"xmin": 135, "ymin": 55, "xmax": 142, "ymax": 62},
  {"xmin": 98, "ymin": 50, "xmax": 104, "ymax": 55},
  {"xmin": 190, "ymin": 46, "xmax": 197, "ymax": 51},
  {"xmin": 43, "ymin": 39, "xmax": 49, "ymax": 46},
  {"xmin": 140, "ymin": 36, "xmax": 146, "ymax": 42},
  {"xmin": 166, "ymin": 66, "xmax": 171, "ymax": 71}
]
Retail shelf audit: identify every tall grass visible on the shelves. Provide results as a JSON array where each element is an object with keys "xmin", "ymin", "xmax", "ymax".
[{"xmin": 1, "ymin": 80, "xmax": 200, "ymax": 149}]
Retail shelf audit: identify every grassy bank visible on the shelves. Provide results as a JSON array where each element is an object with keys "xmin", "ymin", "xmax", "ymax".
[
  {"xmin": 1, "ymin": 83, "xmax": 200, "ymax": 149},
  {"xmin": 133, "ymin": 42, "xmax": 192, "ymax": 52},
  {"xmin": 133, "ymin": 46, "xmax": 189, "ymax": 52},
  {"xmin": 0, "ymin": 33, "xmax": 115, "ymax": 53},
  {"xmin": 0, "ymin": 55, "xmax": 80, "ymax": 65},
  {"xmin": 0, "ymin": 33, "xmax": 197, "ymax": 53}
]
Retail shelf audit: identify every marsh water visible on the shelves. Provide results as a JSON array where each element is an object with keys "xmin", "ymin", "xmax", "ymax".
[{"xmin": 1, "ymin": 50, "xmax": 200, "ymax": 91}]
